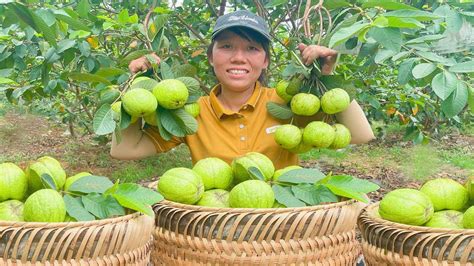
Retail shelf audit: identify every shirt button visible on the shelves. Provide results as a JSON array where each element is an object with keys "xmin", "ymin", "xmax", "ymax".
[
  {"xmin": 240, "ymin": 136, "xmax": 246, "ymax": 141},
  {"xmin": 239, "ymin": 124, "xmax": 245, "ymax": 129},
  {"xmin": 243, "ymin": 106, "xmax": 248, "ymax": 110}
]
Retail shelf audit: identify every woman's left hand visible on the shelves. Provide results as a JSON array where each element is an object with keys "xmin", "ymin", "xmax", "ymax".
[{"xmin": 298, "ymin": 44, "xmax": 337, "ymax": 75}]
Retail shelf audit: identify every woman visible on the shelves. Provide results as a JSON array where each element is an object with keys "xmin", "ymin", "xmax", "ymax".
[{"xmin": 111, "ymin": 10, "xmax": 374, "ymax": 169}]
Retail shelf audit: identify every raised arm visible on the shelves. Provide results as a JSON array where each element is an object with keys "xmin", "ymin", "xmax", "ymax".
[
  {"xmin": 110, "ymin": 121, "xmax": 158, "ymax": 160},
  {"xmin": 335, "ymin": 100, "xmax": 375, "ymax": 144}
]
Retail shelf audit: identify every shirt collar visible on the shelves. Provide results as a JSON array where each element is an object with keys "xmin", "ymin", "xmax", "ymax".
[{"xmin": 209, "ymin": 82, "xmax": 262, "ymax": 119}]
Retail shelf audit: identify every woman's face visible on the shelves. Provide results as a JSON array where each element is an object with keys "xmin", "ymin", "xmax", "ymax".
[{"xmin": 209, "ymin": 30, "xmax": 268, "ymax": 93}]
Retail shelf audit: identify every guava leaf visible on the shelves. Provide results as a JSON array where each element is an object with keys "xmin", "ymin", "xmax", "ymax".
[
  {"xmin": 155, "ymin": 110, "xmax": 173, "ymax": 141},
  {"xmin": 272, "ymin": 185, "xmax": 306, "ymax": 207},
  {"xmin": 93, "ymin": 104, "xmax": 116, "ymax": 135},
  {"xmin": 322, "ymin": 175, "xmax": 379, "ymax": 203},
  {"xmin": 120, "ymin": 49, "xmax": 152, "ymax": 66},
  {"xmin": 449, "ymin": 61, "xmax": 474, "ymax": 73},
  {"xmin": 277, "ymin": 168, "xmax": 326, "ymax": 184},
  {"xmin": 171, "ymin": 108, "xmax": 198, "ymax": 135},
  {"xmin": 160, "ymin": 61, "xmax": 174, "ymax": 79},
  {"xmin": 172, "ymin": 64, "xmax": 197, "ymax": 78},
  {"xmin": 68, "ymin": 175, "xmax": 114, "ymax": 194},
  {"xmin": 160, "ymin": 107, "xmax": 186, "ymax": 137},
  {"xmin": 68, "ymin": 72, "xmax": 112, "ymax": 85},
  {"xmin": 82, "ymin": 193, "xmax": 125, "ymax": 219},
  {"xmin": 64, "ymin": 194, "xmax": 95, "ymax": 221},
  {"xmin": 176, "ymin": 77, "xmax": 200, "ymax": 94},
  {"xmin": 292, "ymin": 184, "xmax": 338, "ymax": 205},
  {"xmin": 120, "ymin": 105, "xmax": 131, "ymax": 130},
  {"xmin": 247, "ymin": 166, "xmax": 265, "ymax": 181},
  {"xmin": 266, "ymin": 102, "xmax": 293, "ymax": 120},
  {"xmin": 40, "ymin": 173, "xmax": 57, "ymax": 190},
  {"xmin": 110, "ymin": 183, "xmax": 164, "ymax": 216},
  {"xmin": 186, "ymin": 94, "xmax": 201, "ymax": 104}
]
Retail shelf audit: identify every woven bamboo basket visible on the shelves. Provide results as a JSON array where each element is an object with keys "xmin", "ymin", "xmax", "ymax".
[
  {"xmin": 152, "ymin": 199, "xmax": 366, "ymax": 265},
  {"xmin": 0, "ymin": 212, "xmax": 154, "ymax": 265},
  {"xmin": 358, "ymin": 203, "xmax": 474, "ymax": 266}
]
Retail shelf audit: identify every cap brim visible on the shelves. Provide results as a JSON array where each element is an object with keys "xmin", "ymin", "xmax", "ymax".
[{"xmin": 211, "ymin": 23, "xmax": 272, "ymax": 41}]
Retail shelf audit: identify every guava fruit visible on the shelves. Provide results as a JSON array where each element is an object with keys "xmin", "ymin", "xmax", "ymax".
[
  {"xmin": 99, "ymin": 86, "xmax": 121, "ymax": 105},
  {"xmin": 288, "ymin": 141, "xmax": 313, "ymax": 154},
  {"xmin": 286, "ymin": 74, "xmax": 304, "ymax": 95},
  {"xmin": 290, "ymin": 93, "xmax": 320, "ymax": 116},
  {"xmin": 424, "ymin": 210, "xmax": 464, "ymax": 229},
  {"xmin": 321, "ymin": 88, "xmax": 350, "ymax": 114},
  {"xmin": 379, "ymin": 188, "xmax": 434, "ymax": 226},
  {"xmin": 184, "ymin": 102, "xmax": 200, "ymax": 117},
  {"xmin": 196, "ymin": 189, "xmax": 230, "ymax": 208},
  {"xmin": 143, "ymin": 112, "xmax": 158, "ymax": 126},
  {"xmin": 111, "ymin": 101, "xmax": 139, "ymax": 123},
  {"xmin": 192, "ymin": 157, "xmax": 233, "ymax": 190},
  {"xmin": 229, "ymin": 180, "xmax": 275, "ymax": 208},
  {"xmin": 64, "ymin": 172, "xmax": 91, "ymax": 191},
  {"xmin": 122, "ymin": 88, "xmax": 157, "ymax": 117},
  {"xmin": 23, "ymin": 189, "xmax": 66, "ymax": 222},
  {"xmin": 420, "ymin": 178, "xmax": 469, "ymax": 211},
  {"xmin": 465, "ymin": 176, "xmax": 474, "ymax": 205},
  {"xmin": 330, "ymin": 124, "xmax": 351, "ymax": 149},
  {"xmin": 153, "ymin": 79, "xmax": 189, "ymax": 109},
  {"xmin": 302, "ymin": 121, "xmax": 336, "ymax": 148},
  {"xmin": 130, "ymin": 76, "xmax": 159, "ymax": 91},
  {"xmin": 157, "ymin": 167, "xmax": 204, "ymax": 204},
  {"xmin": 0, "ymin": 162, "xmax": 27, "ymax": 201},
  {"xmin": 463, "ymin": 206, "xmax": 474, "ymax": 229},
  {"xmin": 275, "ymin": 80, "xmax": 292, "ymax": 103},
  {"xmin": 0, "ymin": 200, "xmax": 24, "ymax": 221},
  {"xmin": 231, "ymin": 152, "xmax": 275, "ymax": 183},
  {"xmin": 26, "ymin": 156, "xmax": 67, "ymax": 192},
  {"xmin": 274, "ymin": 124, "xmax": 302, "ymax": 149},
  {"xmin": 272, "ymin": 202, "xmax": 286, "ymax": 208},
  {"xmin": 272, "ymin": 165, "xmax": 302, "ymax": 181}
]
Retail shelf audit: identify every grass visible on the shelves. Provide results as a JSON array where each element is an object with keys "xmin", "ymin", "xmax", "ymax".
[{"xmin": 400, "ymin": 144, "xmax": 443, "ymax": 180}]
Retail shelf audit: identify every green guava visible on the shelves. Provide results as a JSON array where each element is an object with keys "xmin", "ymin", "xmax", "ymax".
[
  {"xmin": 229, "ymin": 180, "xmax": 275, "ymax": 208},
  {"xmin": 157, "ymin": 167, "xmax": 204, "ymax": 204},
  {"xmin": 272, "ymin": 202, "xmax": 286, "ymax": 208},
  {"xmin": 122, "ymin": 88, "xmax": 158, "ymax": 117},
  {"xmin": 0, "ymin": 162, "xmax": 27, "ymax": 201},
  {"xmin": 420, "ymin": 178, "xmax": 469, "ymax": 211},
  {"xmin": 143, "ymin": 111, "xmax": 158, "ymax": 126},
  {"xmin": 465, "ymin": 176, "xmax": 474, "ymax": 205},
  {"xmin": 272, "ymin": 165, "xmax": 302, "ymax": 181},
  {"xmin": 192, "ymin": 157, "xmax": 233, "ymax": 190},
  {"xmin": 153, "ymin": 79, "xmax": 189, "ymax": 109},
  {"xmin": 424, "ymin": 210, "xmax": 464, "ymax": 229},
  {"xmin": 290, "ymin": 93, "xmax": 320, "ymax": 116},
  {"xmin": 274, "ymin": 124, "xmax": 302, "ymax": 149},
  {"xmin": 302, "ymin": 121, "xmax": 336, "ymax": 148},
  {"xmin": 130, "ymin": 76, "xmax": 159, "ymax": 91},
  {"xmin": 99, "ymin": 85, "xmax": 121, "ymax": 105},
  {"xmin": 111, "ymin": 101, "xmax": 138, "ymax": 123},
  {"xmin": 27, "ymin": 156, "xmax": 67, "ymax": 192},
  {"xmin": 0, "ymin": 200, "xmax": 24, "ymax": 221},
  {"xmin": 231, "ymin": 152, "xmax": 275, "ymax": 183},
  {"xmin": 330, "ymin": 124, "xmax": 352, "ymax": 149},
  {"xmin": 184, "ymin": 102, "xmax": 200, "ymax": 117},
  {"xmin": 275, "ymin": 80, "xmax": 292, "ymax": 103},
  {"xmin": 286, "ymin": 74, "xmax": 304, "ymax": 95},
  {"xmin": 321, "ymin": 88, "xmax": 350, "ymax": 114},
  {"xmin": 23, "ymin": 189, "xmax": 66, "ymax": 222},
  {"xmin": 463, "ymin": 206, "xmax": 474, "ymax": 229},
  {"xmin": 64, "ymin": 172, "xmax": 91, "ymax": 191},
  {"xmin": 379, "ymin": 188, "xmax": 434, "ymax": 225},
  {"xmin": 196, "ymin": 189, "xmax": 230, "ymax": 208}
]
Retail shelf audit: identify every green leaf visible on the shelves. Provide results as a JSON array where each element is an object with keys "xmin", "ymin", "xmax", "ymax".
[
  {"xmin": 449, "ymin": 61, "xmax": 474, "ymax": 73},
  {"xmin": 362, "ymin": 1, "xmax": 417, "ymax": 10},
  {"xmin": 412, "ymin": 63, "xmax": 437, "ymax": 79},
  {"xmin": 31, "ymin": 10, "xmax": 57, "ymax": 47},
  {"xmin": 369, "ymin": 27, "xmax": 402, "ymax": 52},
  {"xmin": 329, "ymin": 22, "xmax": 370, "ymax": 48},
  {"xmin": 117, "ymin": 9, "xmax": 129, "ymax": 25},
  {"xmin": 431, "ymin": 71, "xmax": 458, "ymax": 100},
  {"xmin": 323, "ymin": 0, "xmax": 350, "ymax": 9},
  {"xmin": 374, "ymin": 49, "xmax": 397, "ymax": 64},
  {"xmin": 441, "ymin": 81, "xmax": 468, "ymax": 118},
  {"xmin": 40, "ymin": 173, "xmax": 57, "ymax": 190},
  {"xmin": 384, "ymin": 10, "xmax": 441, "ymax": 21},
  {"xmin": 96, "ymin": 67, "xmax": 127, "ymax": 77},
  {"xmin": 446, "ymin": 9, "xmax": 463, "ymax": 32},
  {"xmin": 160, "ymin": 108, "xmax": 186, "ymax": 137},
  {"xmin": 373, "ymin": 16, "xmax": 425, "ymax": 29},
  {"xmin": 120, "ymin": 105, "xmax": 131, "ymax": 130},
  {"xmin": 12, "ymin": 86, "xmax": 33, "ymax": 99},
  {"xmin": 82, "ymin": 193, "xmax": 125, "ymax": 219},
  {"xmin": 266, "ymin": 102, "xmax": 293, "ymax": 120},
  {"xmin": 292, "ymin": 184, "xmax": 338, "ymax": 205},
  {"xmin": 171, "ymin": 108, "xmax": 198, "ymax": 134},
  {"xmin": 272, "ymin": 185, "xmax": 306, "ymax": 207},
  {"xmin": 93, "ymin": 104, "xmax": 116, "ymax": 135},
  {"xmin": 467, "ymin": 86, "xmax": 474, "ymax": 114},
  {"xmin": 176, "ymin": 77, "xmax": 200, "ymax": 94},
  {"xmin": 64, "ymin": 194, "xmax": 95, "ymax": 221},
  {"xmin": 277, "ymin": 168, "xmax": 326, "ymax": 184},
  {"xmin": 248, "ymin": 166, "xmax": 265, "ymax": 181},
  {"xmin": 68, "ymin": 72, "xmax": 112, "ymax": 85},
  {"xmin": 397, "ymin": 58, "xmax": 417, "ymax": 85},
  {"xmin": 415, "ymin": 51, "xmax": 455, "ymax": 66},
  {"xmin": 120, "ymin": 50, "xmax": 152, "ymax": 66},
  {"xmin": 406, "ymin": 34, "xmax": 445, "ymax": 44},
  {"xmin": 160, "ymin": 61, "xmax": 174, "ymax": 79},
  {"xmin": 77, "ymin": 0, "xmax": 91, "ymax": 18},
  {"xmin": 264, "ymin": 0, "xmax": 287, "ymax": 8},
  {"xmin": 323, "ymin": 175, "xmax": 379, "ymax": 203},
  {"xmin": 56, "ymin": 39, "xmax": 77, "ymax": 53},
  {"xmin": 172, "ymin": 64, "xmax": 197, "ymax": 78},
  {"xmin": 109, "ymin": 183, "xmax": 163, "ymax": 216},
  {"xmin": 68, "ymin": 175, "xmax": 114, "ymax": 194},
  {"xmin": 150, "ymin": 14, "xmax": 169, "ymax": 40},
  {"xmin": 55, "ymin": 14, "xmax": 90, "ymax": 31},
  {"xmin": 0, "ymin": 77, "xmax": 15, "ymax": 84}
]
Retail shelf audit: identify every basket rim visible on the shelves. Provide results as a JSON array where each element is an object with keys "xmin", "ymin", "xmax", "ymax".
[
  {"xmin": 0, "ymin": 211, "xmax": 150, "ymax": 228},
  {"xmin": 154, "ymin": 199, "xmax": 360, "ymax": 214},
  {"xmin": 361, "ymin": 202, "xmax": 474, "ymax": 234}
]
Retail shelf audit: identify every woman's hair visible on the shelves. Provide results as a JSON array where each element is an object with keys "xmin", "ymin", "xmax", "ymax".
[{"xmin": 207, "ymin": 27, "xmax": 271, "ymax": 86}]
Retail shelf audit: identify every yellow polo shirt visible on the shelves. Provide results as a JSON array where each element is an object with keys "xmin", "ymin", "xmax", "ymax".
[{"xmin": 144, "ymin": 82, "xmax": 298, "ymax": 170}]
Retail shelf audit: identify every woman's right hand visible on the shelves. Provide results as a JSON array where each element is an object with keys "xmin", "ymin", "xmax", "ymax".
[{"xmin": 128, "ymin": 53, "xmax": 161, "ymax": 73}]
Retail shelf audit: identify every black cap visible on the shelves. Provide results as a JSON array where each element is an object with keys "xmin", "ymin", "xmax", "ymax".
[{"xmin": 211, "ymin": 10, "xmax": 271, "ymax": 41}]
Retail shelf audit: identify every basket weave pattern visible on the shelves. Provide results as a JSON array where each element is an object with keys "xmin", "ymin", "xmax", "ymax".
[
  {"xmin": 358, "ymin": 203, "xmax": 474, "ymax": 266},
  {"xmin": 153, "ymin": 200, "xmax": 365, "ymax": 265},
  {"xmin": 0, "ymin": 212, "xmax": 154, "ymax": 265}
]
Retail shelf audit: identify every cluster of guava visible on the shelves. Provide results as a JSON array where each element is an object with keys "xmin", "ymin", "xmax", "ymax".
[
  {"xmin": 378, "ymin": 177, "xmax": 474, "ymax": 229},
  {"xmin": 157, "ymin": 152, "xmax": 299, "ymax": 208},
  {"xmin": 102, "ymin": 77, "xmax": 200, "ymax": 126},
  {"xmin": 0, "ymin": 157, "xmax": 92, "ymax": 223},
  {"xmin": 274, "ymin": 81, "xmax": 352, "ymax": 153}
]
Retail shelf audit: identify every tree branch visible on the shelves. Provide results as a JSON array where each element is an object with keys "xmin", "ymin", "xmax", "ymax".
[
  {"xmin": 206, "ymin": 0, "xmax": 219, "ymax": 17},
  {"xmin": 219, "ymin": 0, "xmax": 226, "ymax": 16},
  {"xmin": 175, "ymin": 14, "xmax": 208, "ymax": 45}
]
